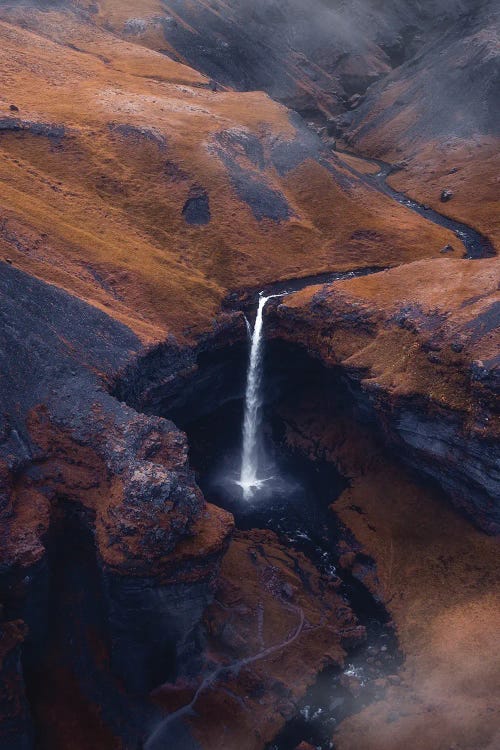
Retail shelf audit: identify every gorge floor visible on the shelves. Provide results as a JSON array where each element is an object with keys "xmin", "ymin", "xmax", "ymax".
[{"xmin": 173, "ymin": 346, "xmax": 402, "ymax": 750}]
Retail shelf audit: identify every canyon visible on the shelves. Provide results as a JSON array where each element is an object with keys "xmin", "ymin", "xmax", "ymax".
[{"xmin": 0, "ymin": 2, "xmax": 499, "ymax": 750}]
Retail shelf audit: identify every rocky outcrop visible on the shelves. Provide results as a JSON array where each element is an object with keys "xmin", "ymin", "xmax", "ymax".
[
  {"xmin": 270, "ymin": 258, "xmax": 500, "ymax": 533},
  {"xmin": 0, "ymin": 117, "xmax": 65, "ymax": 139},
  {"xmin": 149, "ymin": 530, "xmax": 365, "ymax": 750},
  {"xmin": 0, "ymin": 263, "xmax": 233, "ymax": 746}
]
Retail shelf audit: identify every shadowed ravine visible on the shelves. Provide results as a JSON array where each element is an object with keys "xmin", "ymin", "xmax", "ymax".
[
  {"xmin": 160, "ymin": 314, "xmax": 401, "ymax": 749},
  {"xmin": 109, "ymin": 248, "xmax": 497, "ymax": 749},
  {"xmin": 130, "ymin": 233, "xmax": 495, "ymax": 747},
  {"xmin": 145, "ymin": 606, "xmax": 306, "ymax": 749}
]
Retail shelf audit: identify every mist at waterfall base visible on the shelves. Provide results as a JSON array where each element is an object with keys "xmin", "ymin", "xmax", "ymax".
[
  {"xmin": 237, "ymin": 293, "xmax": 295, "ymax": 501},
  {"xmin": 194, "ymin": 294, "xmax": 318, "ymax": 520},
  {"xmin": 185, "ymin": 293, "xmax": 346, "ymax": 551}
]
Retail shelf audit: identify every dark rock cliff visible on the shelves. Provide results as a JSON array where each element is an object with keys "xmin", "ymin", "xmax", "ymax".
[
  {"xmin": 267, "ymin": 261, "xmax": 499, "ymax": 533},
  {"xmin": 0, "ymin": 264, "xmax": 233, "ymax": 748}
]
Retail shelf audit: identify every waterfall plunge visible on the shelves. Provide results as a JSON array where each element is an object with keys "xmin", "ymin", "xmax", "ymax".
[{"xmin": 237, "ymin": 293, "xmax": 286, "ymax": 499}]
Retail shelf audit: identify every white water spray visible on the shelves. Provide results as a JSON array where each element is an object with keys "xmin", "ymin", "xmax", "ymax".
[{"xmin": 237, "ymin": 293, "xmax": 286, "ymax": 498}]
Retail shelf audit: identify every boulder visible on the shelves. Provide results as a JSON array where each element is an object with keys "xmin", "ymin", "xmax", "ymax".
[{"xmin": 349, "ymin": 93, "xmax": 364, "ymax": 109}]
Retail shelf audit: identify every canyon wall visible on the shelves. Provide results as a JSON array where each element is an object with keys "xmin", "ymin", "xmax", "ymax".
[{"xmin": 270, "ymin": 258, "xmax": 499, "ymax": 532}]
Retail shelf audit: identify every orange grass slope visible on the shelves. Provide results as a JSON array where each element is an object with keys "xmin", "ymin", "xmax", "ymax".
[
  {"xmin": 0, "ymin": 3, "xmax": 460, "ymax": 344},
  {"xmin": 279, "ymin": 256, "xmax": 500, "ymax": 417},
  {"xmin": 332, "ymin": 417, "xmax": 500, "ymax": 750}
]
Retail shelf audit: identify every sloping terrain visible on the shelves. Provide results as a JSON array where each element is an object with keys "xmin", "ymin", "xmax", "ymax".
[
  {"xmin": 343, "ymin": 0, "xmax": 500, "ymax": 247},
  {"xmin": 87, "ymin": 0, "xmax": 478, "ymax": 116},
  {"xmin": 0, "ymin": 3, "xmax": 460, "ymax": 343},
  {"xmin": 0, "ymin": 2, "xmax": 498, "ymax": 750}
]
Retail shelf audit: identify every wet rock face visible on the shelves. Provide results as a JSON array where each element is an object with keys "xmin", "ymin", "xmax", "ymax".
[
  {"xmin": 105, "ymin": 577, "xmax": 213, "ymax": 693},
  {"xmin": 113, "ymin": 312, "xmax": 247, "ymax": 421},
  {"xmin": 392, "ymin": 408, "xmax": 500, "ymax": 531}
]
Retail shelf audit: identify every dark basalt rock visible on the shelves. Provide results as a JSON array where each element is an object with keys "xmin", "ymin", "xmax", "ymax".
[
  {"xmin": 0, "ymin": 620, "xmax": 33, "ymax": 750},
  {"xmin": 388, "ymin": 160, "xmax": 408, "ymax": 174},
  {"xmin": 0, "ymin": 118, "xmax": 65, "ymax": 139},
  {"xmin": 215, "ymin": 129, "xmax": 265, "ymax": 170},
  {"xmin": 230, "ymin": 171, "xmax": 293, "ymax": 222},
  {"xmin": 0, "ymin": 263, "xmax": 233, "ymax": 745},
  {"xmin": 348, "ymin": 93, "xmax": 364, "ymax": 109},
  {"xmin": 112, "ymin": 311, "xmax": 246, "ymax": 420},
  {"xmin": 182, "ymin": 187, "xmax": 211, "ymax": 225},
  {"xmin": 212, "ymin": 132, "xmax": 294, "ymax": 222},
  {"xmin": 391, "ymin": 406, "xmax": 500, "ymax": 534},
  {"xmin": 105, "ymin": 576, "xmax": 213, "ymax": 693},
  {"xmin": 441, "ymin": 188, "xmax": 454, "ymax": 202},
  {"xmin": 108, "ymin": 122, "xmax": 167, "ymax": 150},
  {"xmin": 326, "ymin": 115, "xmax": 347, "ymax": 138},
  {"xmin": 270, "ymin": 112, "xmax": 323, "ymax": 176}
]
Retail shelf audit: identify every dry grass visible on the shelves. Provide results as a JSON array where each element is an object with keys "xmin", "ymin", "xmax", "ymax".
[{"xmin": 0, "ymin": 7, "xmax": 460, "ymax": 344}]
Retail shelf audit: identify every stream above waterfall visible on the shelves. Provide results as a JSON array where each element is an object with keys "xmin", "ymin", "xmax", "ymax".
[{"xmin": 335, "ymin": 148, "xmax": 496, "ymax": 259}]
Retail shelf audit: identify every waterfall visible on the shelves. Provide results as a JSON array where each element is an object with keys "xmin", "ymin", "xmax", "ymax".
[
  {"xmin": 243, "ymin": 314, "xmax": 252, "ymax": 339},
  {"xmin": 238, "ymin": 293, "xmax": 285, "ymax": 498}
]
